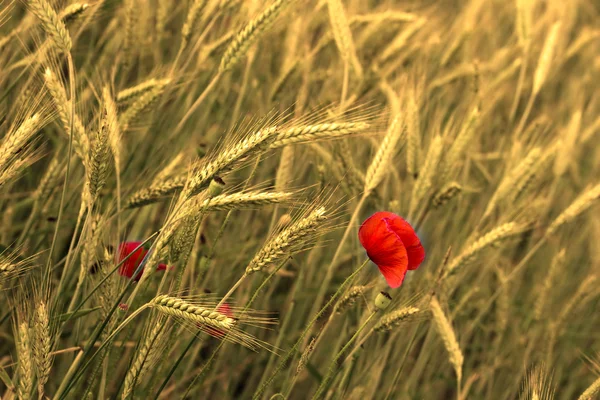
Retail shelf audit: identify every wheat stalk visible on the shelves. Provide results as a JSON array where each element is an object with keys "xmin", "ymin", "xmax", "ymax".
[
  {"xmin": 122, "ymin": 319, "xmax": 166, "ymax": 399},
  {"xmin": 533, "ymin": 22, "xmax": 561, "ymax": 96},
  {"xmin": 534, "ymin": 249, "xmax": 564, "ymax": 320},
  {"xmin": 432, "ymin": 182, "xmax": 462, "ymax": 209},
  {"xmin": 374, "ymin": 306, "xmax": 421, "ymax": 332},
  {"xmin": 119, "ymin": 79, "xmax": 170, "ymax": 131},
  {"xmin": 246, "ymin": 206, "xmax": 326, "ymax": 274},
  {"xmin": 86, "ymin": 113, "xmax": 110, "ymax": 201},
  {"xmin": 578, "ymin": 376, "xmax": 600, "ymax": 400},
  {"xmin": 334, "ymin": 286, "xmax": 367, "ymax": 314},
  {"xmin": 364, "ymin": 115, "xmax": 404, "ymax": 194},
  {"xmin": 28, "ymin": 0, "xmax": 72, "ymax": 53},
  {"xmin": 220, "ymin": 0, "xmax": 292, "ymax": 72},
  {"xmin": 446, "ymin": 222, "xmax": 521, "ymax": 277},
  {"xmin": 59, "ymin": 2, "xmax": 89, "ymax": 23},
  {"xmin": 270, "ymin": 122, "xmax": 370, "ymax": 148},
  {"xmin": 200, "ymin": 191, "xmax": 293, "ymax": 211},
  {"xmin": 547, "ymin": 183, "xmax": 600, "ymax": 235},
  {"xmin": 184, "ymin": 127, "xmax": 278, "ymax": 198},
  {"xmin": 327, "ymin": 0, "xmax": 363, "ymax": 77},
  {"xmin": 430, "ymin": 296, "xmax": 463, "ymax": 385},
  {"xmin": 32, "ymin": 300, "xmax": 52, "ymax": 398},
  {"xmin": 16, "ymin": 321, "xmax": 34, "ymax": 400},
  {"xmin": 410, "ymin": 135, "xmax": 444, "ymax": 216},
  {"xmin": 117, "ymin": 78, "xmax": 172, "ymax": 104}
]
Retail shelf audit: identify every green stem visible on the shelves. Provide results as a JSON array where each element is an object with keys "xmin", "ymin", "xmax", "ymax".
[
  {"xmin": 309, "ymin": 193, "xmax": 367, "ymax": 332},
  {"xmin": 312, "ymin": 311, "xmax": 378, "ymax": 399},
  {"xmin": 253, "ymin": 258, "xmax": 371, "ymax": 400}
]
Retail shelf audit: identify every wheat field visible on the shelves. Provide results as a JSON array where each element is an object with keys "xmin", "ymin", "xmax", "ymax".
[{"xmin": 0, "ymin": 0, "xmax": 599, "ymax": 399}]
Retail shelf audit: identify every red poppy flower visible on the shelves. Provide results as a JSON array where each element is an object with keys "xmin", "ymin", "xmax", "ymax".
[
  {"xmin": 117, "ymin": 241, "xmax": 168, "ymax": 281},
  {"xmin": 200, "ymin": 303, "xmax": 234, "ymax": 338},
  {"xmin": 358, "ymin": 212, "xmax": 425, "ymax": 288}
]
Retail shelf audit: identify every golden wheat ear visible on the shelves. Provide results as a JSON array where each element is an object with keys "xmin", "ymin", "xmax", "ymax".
[{"xmin": 146, "ymin": 295, "xmax": 277, "ymax": 352}]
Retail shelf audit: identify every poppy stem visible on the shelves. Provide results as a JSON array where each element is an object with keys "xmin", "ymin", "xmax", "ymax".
[
  {"xmin": 253, "ymin": 258, "xmax": 371, "ymax": 400},
  {"xmin": 309, "ymin": 193, "xmax": 368, "ymax": 337},
  {"xmin": 312, "ymin": 310, "xmax": 378, "ymax": 399}
]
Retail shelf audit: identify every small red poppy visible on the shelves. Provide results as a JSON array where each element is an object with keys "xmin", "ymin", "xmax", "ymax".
[
  {"xmin": 358, "ymin": 212, "xmax": 425, "ymax": 288},
  {"xmin": 117, "ymin": 241, "xmax": 168, "ymax": 281},
  {"xmin": 200, "ymin": 303, "xmax": 234, "ymax": 338}
]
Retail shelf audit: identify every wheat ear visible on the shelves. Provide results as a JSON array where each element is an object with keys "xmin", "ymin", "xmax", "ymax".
[
  {"xmin": 220, "ymin": 0, "xmax": 292, "ymax": 72},
  {"xmin": 406, "ymin": 89, "xmax": 421, "ymax": 178},
  {"xmin": 533, "ymin": 22, "xmax": 561, "ymax": 96},
  {"xmin": 32, "ymin": 300, "xmax": 52, "ymax": 398},
  {"xmin": 270, "ymin": 122, "xmax": 371, "ymax": 148},
  {"xmin": 246, "ymin": 206, "xmax": 327, "ymax": 274},
  {"xmin": 201, "ymin": 191, "xmax": 293, "ymax": 211},
  {"xmin": 87, "ymin": 113, "xmax": 110, "ymax": 201},
  {"xmin": 546, "ymin": 183, "xmax": 600, "ymax": 235},
  {"xmin": 409, "ymin": 135, "xmax": 444, "ymax": 217},
  {"xmin": 28, "ymin": 0, "xmax": 72, "ymax": 53},
  {"xmin": 60, "ymin": 2, "xmax": 89, "ymax": 23},
  {"xmin": 445, "ymin": 222, "xmax": 521, "ymax": 277},
  {"xmin": 327, "ymin": 0, "xmax": 363, "ymax": 77},
  {"xmin": 119, "ymin": 78, "xmax": 170, "ymax": 131},
  {"xmin": 126, "ymin": 176, "xmax": 187, "ymax": 208},
  {"xmin": 122, "ymin": 319, "xmax": 166, "ymax": 399},
  {"xmin": 534, "ymin": 249, "xmax": 564, "ymax": 320},
  {"xmin": 578, "ymin": 376, "xmax": 600, "ymax": 400},
  {"xmin": 43, "ymin": 68, "xmax": 89, "ymax": 161},
  {"xmin": 430, "ymin": 296, "xmax": 463, "ymax": 386},
  {"xmin": 334, "ymin": 286, "xmax": 367, "ymax": 314},
  {"xmin": 374, "ymin": 306, "xmax": 421, "ymax": 332},
  {"xmin": 184, "ymin": 127, "xmax": 278, "ymax": 198},
  {"xmin": 116, "ymin": 78, "xmax": 172, "ymax": 104},
  {"xmin": 364, "ymin": 115, "xmax": 404, "ymax": 194},
  {"xmin": 181, "ymin": 0, "xmax": 207, "ymax": 48},
  {"xmin": 432, "ymin": 182, "xmax": 462, "ymax": 209},
  {"xmin": 16, "ymin": 321, "xmax": 34, "ymax": 400}
]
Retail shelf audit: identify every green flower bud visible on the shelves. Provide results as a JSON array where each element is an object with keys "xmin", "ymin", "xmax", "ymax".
[{"xmin": 375, "ymin": 291, "xmax": 392, "ymax": 310}]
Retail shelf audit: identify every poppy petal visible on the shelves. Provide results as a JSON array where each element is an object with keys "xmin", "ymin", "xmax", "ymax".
[
  {"xmin": 377, "ymin": 264, "xmax": 408, "ymax": 288},
  {"xmin": 385, "ymin": 216, "xmax": 425, "ymax": 270}
]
